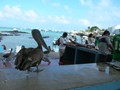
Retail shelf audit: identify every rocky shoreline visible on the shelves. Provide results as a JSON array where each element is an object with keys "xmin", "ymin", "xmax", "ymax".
[{"xmin": 0, "ymin": 30, "xmax": 29, "ymax": 36}]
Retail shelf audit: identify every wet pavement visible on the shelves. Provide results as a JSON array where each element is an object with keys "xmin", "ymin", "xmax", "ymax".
[{"xmin": 0, "ymin": 63, "xmax": 120, "ymax": 90}]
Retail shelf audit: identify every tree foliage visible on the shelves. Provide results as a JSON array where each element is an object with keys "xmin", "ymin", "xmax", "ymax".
[{"xmin": 86, "ymin": 26, "xmax": 100, "ymax": 32}]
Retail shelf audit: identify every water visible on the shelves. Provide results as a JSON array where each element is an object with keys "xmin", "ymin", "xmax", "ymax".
[{"xmin": 0, "ymin": 27, "xmax": 81, "ymax": 52}]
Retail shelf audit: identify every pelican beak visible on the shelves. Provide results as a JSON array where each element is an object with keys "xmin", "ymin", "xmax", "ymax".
[{"xmin": 32, "ymin": 29, "xmax": 50, "ymax": 52}]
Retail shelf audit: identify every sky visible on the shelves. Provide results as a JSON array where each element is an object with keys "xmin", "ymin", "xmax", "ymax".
[{"xmin": 0, "ymin": 0, "xmax": 120, "ymax": 31}]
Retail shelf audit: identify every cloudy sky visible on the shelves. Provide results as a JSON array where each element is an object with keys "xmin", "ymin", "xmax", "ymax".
[{"xmin": 0, "ymin": 0, "xmax": 120, "ymax": 31}]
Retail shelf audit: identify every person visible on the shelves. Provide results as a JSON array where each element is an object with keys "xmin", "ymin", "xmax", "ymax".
[
  {"xmin": 98, "ymin": 30, "xmax": 113, "ymax": 62},
  {"xmin": 94, "ymin": 36, "xmax": 99, "ymax": 49},
  {"xmin": 70, "ymin": 34, "xmax": 77, "ymax": 42},
  {"xmin": 87, "ymin": 33, "xmax": 95, "ymax": 45},
  {"xmin": 59, "ymin": 32, "xmax": 70, "ymax": 57},
  {"xmin": 59, "ymin": 32, "xmax": 74, "ymax": 65},
  {"xmin": 85, "ymin": 33, "xmax": 95, "ymax": 49}
]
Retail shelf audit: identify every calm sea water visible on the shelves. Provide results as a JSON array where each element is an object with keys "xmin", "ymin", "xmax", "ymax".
[{"xmin": 0, "ymin": 27, "xmax": 81, "ymax": 52}]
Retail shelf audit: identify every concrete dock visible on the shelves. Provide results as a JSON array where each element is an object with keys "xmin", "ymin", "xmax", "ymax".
[{"xmin": 0, "ymin": 63, "xmax": 120, "ymax": 90}]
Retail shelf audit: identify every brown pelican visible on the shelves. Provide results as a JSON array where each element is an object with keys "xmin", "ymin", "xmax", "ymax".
[{"xmin": 14, "ymin": 29, "xmax": 50, "ymax": 71}]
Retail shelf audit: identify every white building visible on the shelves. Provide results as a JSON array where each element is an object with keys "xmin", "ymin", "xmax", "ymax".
[{"xmin": 108, "ymin": 25, "xmax": 120, "ymax": 35}]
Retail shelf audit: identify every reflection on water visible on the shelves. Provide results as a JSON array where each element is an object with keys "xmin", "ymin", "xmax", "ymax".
[
  {"xmin": 97, "ymin": 63, "xmax": 111, "ymax": 75},
  {"xmin": 74, "ymin": 63, "xmax": 99, "ymax": 71},
  {"xmin": 73, "ymin": 63, "xmax": 112, "ymax": 75}
]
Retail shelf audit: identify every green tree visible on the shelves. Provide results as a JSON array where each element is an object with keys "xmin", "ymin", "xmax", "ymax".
[{"xmin": 89, "ymin": 26, "xmax": 99, "ymax": 32}]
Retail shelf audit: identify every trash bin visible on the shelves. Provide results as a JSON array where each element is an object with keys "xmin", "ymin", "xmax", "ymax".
[{"xmin": 112, "ymin": 34, "xmax": 120, "ymax": 61}]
